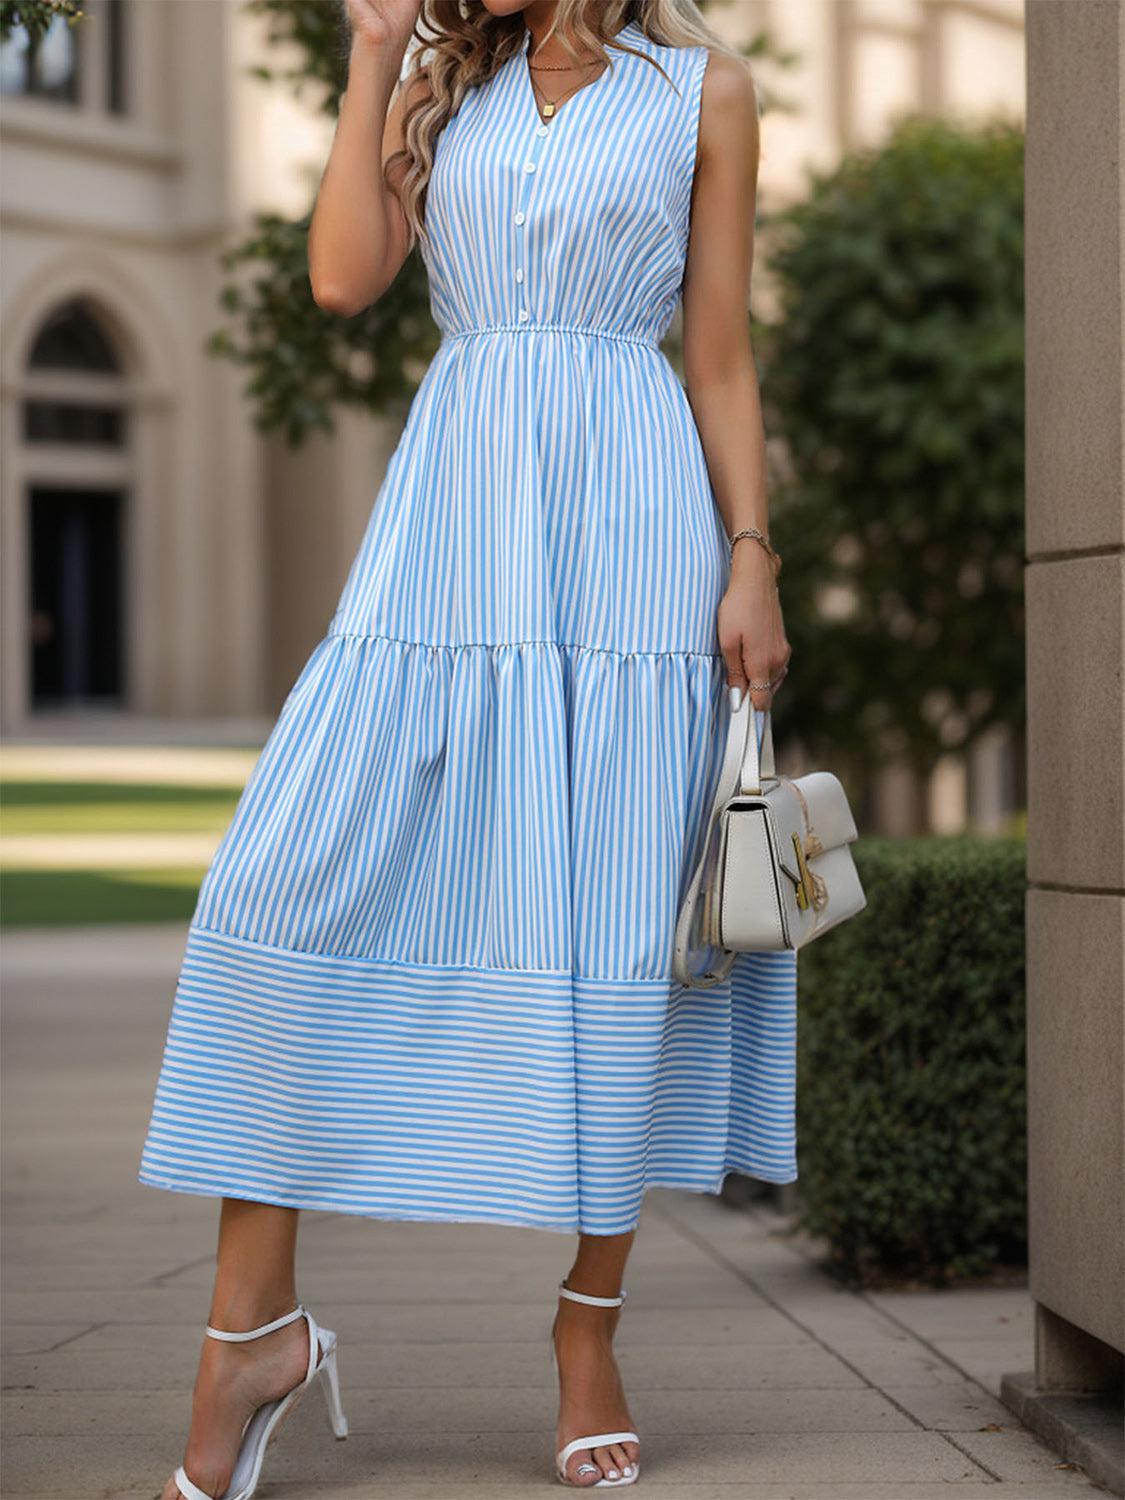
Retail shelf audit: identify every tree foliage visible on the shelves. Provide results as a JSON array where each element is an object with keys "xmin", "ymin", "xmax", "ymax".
[
  {"xmin": 758, "ymin": 116, "xmax": 1025, "ymax": 774},
  {"xmin": 206, "ymin": 211, "xmax": 436, "ymax": 446},
  {"xmin": 244, "ymin": 0, "xmax": 351, "ymax": 115},
  {"xmin": 0, "ymin": 0, "xmax": 82, "ymax": 44}
]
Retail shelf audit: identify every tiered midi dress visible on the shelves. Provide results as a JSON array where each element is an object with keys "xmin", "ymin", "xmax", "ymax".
[{"xmin": 138, "ymin": 19, "xmax": 799, "ymax": 1237}]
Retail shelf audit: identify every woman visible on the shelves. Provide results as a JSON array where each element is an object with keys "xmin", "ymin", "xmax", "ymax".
[{"xmin": 144, "ymin": 1, "xmax": 796, "ymax": 1495}]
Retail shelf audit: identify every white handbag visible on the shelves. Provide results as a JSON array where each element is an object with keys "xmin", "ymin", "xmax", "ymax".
[{"xmin": 672, "ymin": 690, "xmax": 867, "ymax": 988}]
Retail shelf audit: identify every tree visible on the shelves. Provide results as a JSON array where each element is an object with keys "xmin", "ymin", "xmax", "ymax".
[{"xmin": 757, "ymin": 116, "xmax": 1025, "ymax": 780}]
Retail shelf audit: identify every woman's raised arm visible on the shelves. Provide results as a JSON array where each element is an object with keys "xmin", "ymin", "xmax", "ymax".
[{"xmin": 308, "ymin": 0, "xmax": 429, "ymax": 316}]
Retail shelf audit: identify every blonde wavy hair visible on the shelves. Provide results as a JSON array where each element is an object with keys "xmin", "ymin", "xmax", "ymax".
[{"xmin": 369, "ymin": 0, "xmax": 747, "ymax": 250}]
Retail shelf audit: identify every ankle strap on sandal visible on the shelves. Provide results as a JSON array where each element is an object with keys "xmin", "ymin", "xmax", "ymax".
[
  {"xmin": 558, "ymin": 1280, "xmax": 626, "ymax": 1308},
  {"xmin": 205, "ymin": 1303, "xmax": 307, "ymax": 1343}
]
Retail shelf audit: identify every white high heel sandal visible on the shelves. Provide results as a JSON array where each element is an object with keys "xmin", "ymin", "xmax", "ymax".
[
  {"xmin": 172, "ymin": 1302, "xmax": 348, "ymax": 1500},
  {"xmin": 551, "ymin": 1281, "xmax": 640, "ymax": 1488}
]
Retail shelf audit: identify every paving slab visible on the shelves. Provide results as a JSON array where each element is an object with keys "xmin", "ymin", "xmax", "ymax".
[
  {"xmin": 0, "ymin": 1385, "xmax": 916, "ymax": 1439},
  {"xmin": 28, "ymin": 1486, "xmax": 1112, "ymax": 1500},
  {"xmin": 0, "ymin": 923, "xmax": 1110, "ymax": 1498},
  {"xmin": 952, "ymin": 1425, "xmax": 1106, "ymax": 1484},
  {"xmin": 868, "ymin": 1286, "xmax": 1034, "ymax": 1396},
  {"xmin": 94, "ymin": 1488, "xmax": 1122, "ymax": 1500},
  {"xmin": 0, "ymin": 1427, "xmax": 987, "ymax": 1492},
  {"xmin": 881, "ymin": 1378, "xmax": 1016, "ymax": 1430},
  {"xmin": 0, "ymin": 1323, "xmax": 97, "ymax": 1356},
  {"xmin": 2, "ymin": 1337, "xmax": 861, "ymax": 1396},
  {"xmin": 4, "ymin": 1301, "xmax": 808, "ymax": 1348}
]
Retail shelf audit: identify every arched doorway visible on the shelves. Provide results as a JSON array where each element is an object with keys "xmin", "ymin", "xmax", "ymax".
[{"xmin": 19, "ymin": 296, "xmax": 132, "ymax": 710}]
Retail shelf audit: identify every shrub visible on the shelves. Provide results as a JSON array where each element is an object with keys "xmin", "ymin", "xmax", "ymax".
[{"xmin": 794, "ymin": 834, "xmax": 1027, "ymax": 1285}]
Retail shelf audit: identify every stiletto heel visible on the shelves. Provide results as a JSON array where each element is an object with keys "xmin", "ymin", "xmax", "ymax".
[
  {"xmin": 550, "ymin": 1281, "xmax": 640, "ymax": 1488},
  {"xmin": 319, "ymin": 1345, "xmax": 349, "ymax": 1438},
  {"xmin": 171, "ymin": 1302, "xmax": 347, "ymax": 1500}
]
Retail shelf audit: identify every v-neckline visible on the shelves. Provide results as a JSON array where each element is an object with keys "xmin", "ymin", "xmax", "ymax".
[{"xmin": 518, "ymin": 19, "xmax": 639, "ymax": 129}]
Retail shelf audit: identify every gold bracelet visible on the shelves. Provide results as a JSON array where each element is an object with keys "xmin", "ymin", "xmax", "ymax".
[{"xmin": 729, "ymin": 526, "xmax": 782, "ymax": 576}]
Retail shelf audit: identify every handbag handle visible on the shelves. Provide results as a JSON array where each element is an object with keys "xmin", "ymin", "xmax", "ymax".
[
  {"xmin": 736, "ymin": 692, "xmax": 776, "ymax": 794},
  {"xmin": 671, "ymin": 690, "xmax": 775, "ymax": 987}
]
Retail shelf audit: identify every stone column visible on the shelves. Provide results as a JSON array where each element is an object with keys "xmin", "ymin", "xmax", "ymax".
[{"xmin": 1007, "ymin": 2, "xmax": 1125, "ymax": 1486}]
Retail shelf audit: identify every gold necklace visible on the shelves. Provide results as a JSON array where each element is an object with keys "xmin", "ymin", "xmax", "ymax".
[
  {"xmin": 527, "ymin": 58, "xmax": 606, "ymax": 119},
  {"xmin": 532, "ymin": 77, "xmax": 595, "ymax": 119},
  {"xmin": 528, "ymin": 58, "xmax": 599, "ymax": 71}
]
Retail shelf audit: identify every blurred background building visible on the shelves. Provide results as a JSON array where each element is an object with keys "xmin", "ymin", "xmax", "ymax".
[{"xmin": 1, "ymin": 0, "xmax": 1024, "ymax": 834}]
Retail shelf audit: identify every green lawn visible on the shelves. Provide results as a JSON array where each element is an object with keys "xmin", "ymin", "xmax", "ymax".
[
  {"xmin": 1, "ymin": 867, "xmax": 209, "ymax": 927},
  {"xmin": 1, "ymin": 773, "xmax": 244, "ymax": 928},
  {"xmin": 1, "ymin": 780, "xmax": 242, "ymax": 835}
]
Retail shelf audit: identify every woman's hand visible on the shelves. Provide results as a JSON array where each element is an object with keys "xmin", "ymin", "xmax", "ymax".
[
  {"xmin": 344, "ymin": 0, "xmax": 422, "ymax": 54},
  {"xmin": 716, "ymin": 542, "xmax": 791, "ymax": 712}
]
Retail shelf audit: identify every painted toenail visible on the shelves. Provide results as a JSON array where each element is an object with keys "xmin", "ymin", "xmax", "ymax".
[{"xmin": 607, "ymin": 1470, "xmax": 618, "ymax": 1479}]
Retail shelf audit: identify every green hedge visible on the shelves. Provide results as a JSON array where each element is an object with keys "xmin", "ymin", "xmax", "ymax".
[{"xmin": 794, "ymin": 834, "xmax": 1027, "ymax": 1285}]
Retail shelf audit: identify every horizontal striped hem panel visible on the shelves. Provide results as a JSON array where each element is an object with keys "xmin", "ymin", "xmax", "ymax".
[{"xmin": 139, "ymin": 925, "xmax": 798, "ymax": 1236}]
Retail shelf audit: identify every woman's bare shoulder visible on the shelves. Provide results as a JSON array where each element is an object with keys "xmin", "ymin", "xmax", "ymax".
[
  {"xmin": 698, "ymin": 47, "xmax": 757, "ymax": 118},
  {"xmin": 697, "ymin": 47, "xmax": 759, "ymax": 164}
]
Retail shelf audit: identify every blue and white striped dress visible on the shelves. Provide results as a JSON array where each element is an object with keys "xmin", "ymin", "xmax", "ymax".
[{"xmin": 138, "ymin": 19, "xmax": 798, "ymax": 1236}]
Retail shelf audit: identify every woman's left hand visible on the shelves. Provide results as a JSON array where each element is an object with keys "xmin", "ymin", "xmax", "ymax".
[{"xmin": 716, "ymin": 543, "xmax": 791, "ymax": 712}]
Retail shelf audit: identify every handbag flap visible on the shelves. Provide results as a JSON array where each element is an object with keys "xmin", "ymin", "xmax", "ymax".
[{"xmin": 789, "ymin": 771, "xmax": 858, "ymax": 849}]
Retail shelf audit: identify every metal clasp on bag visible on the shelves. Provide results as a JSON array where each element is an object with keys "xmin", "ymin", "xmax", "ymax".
[
  {"xmin": 790, "ymin": 829, "xmax": 829, "ymax": 912},
  {"xmin": 790, "ymin": 831, "xmax": 818, "ymax": 911}
]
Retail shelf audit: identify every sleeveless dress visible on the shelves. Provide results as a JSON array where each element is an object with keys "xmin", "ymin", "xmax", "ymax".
[{"xmin": 138, "ymin": 21, "xmax": 798, "ymax": 1237}]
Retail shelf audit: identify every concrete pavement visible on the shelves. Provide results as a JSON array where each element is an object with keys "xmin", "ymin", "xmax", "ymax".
[{"xmin": 0, "ymin": 924, "xmax": 1108, "ymax": 1498}]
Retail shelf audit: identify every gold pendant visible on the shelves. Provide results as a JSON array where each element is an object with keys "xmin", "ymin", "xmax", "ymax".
[{"xmin": 542, "ymin": 102, "xmax": 555, "ymax": 117}]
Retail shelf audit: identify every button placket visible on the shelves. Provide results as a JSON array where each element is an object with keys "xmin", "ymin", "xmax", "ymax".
[{"xmin": 512, "ymin": 110, "xmax": 554, "ymax": 325}]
